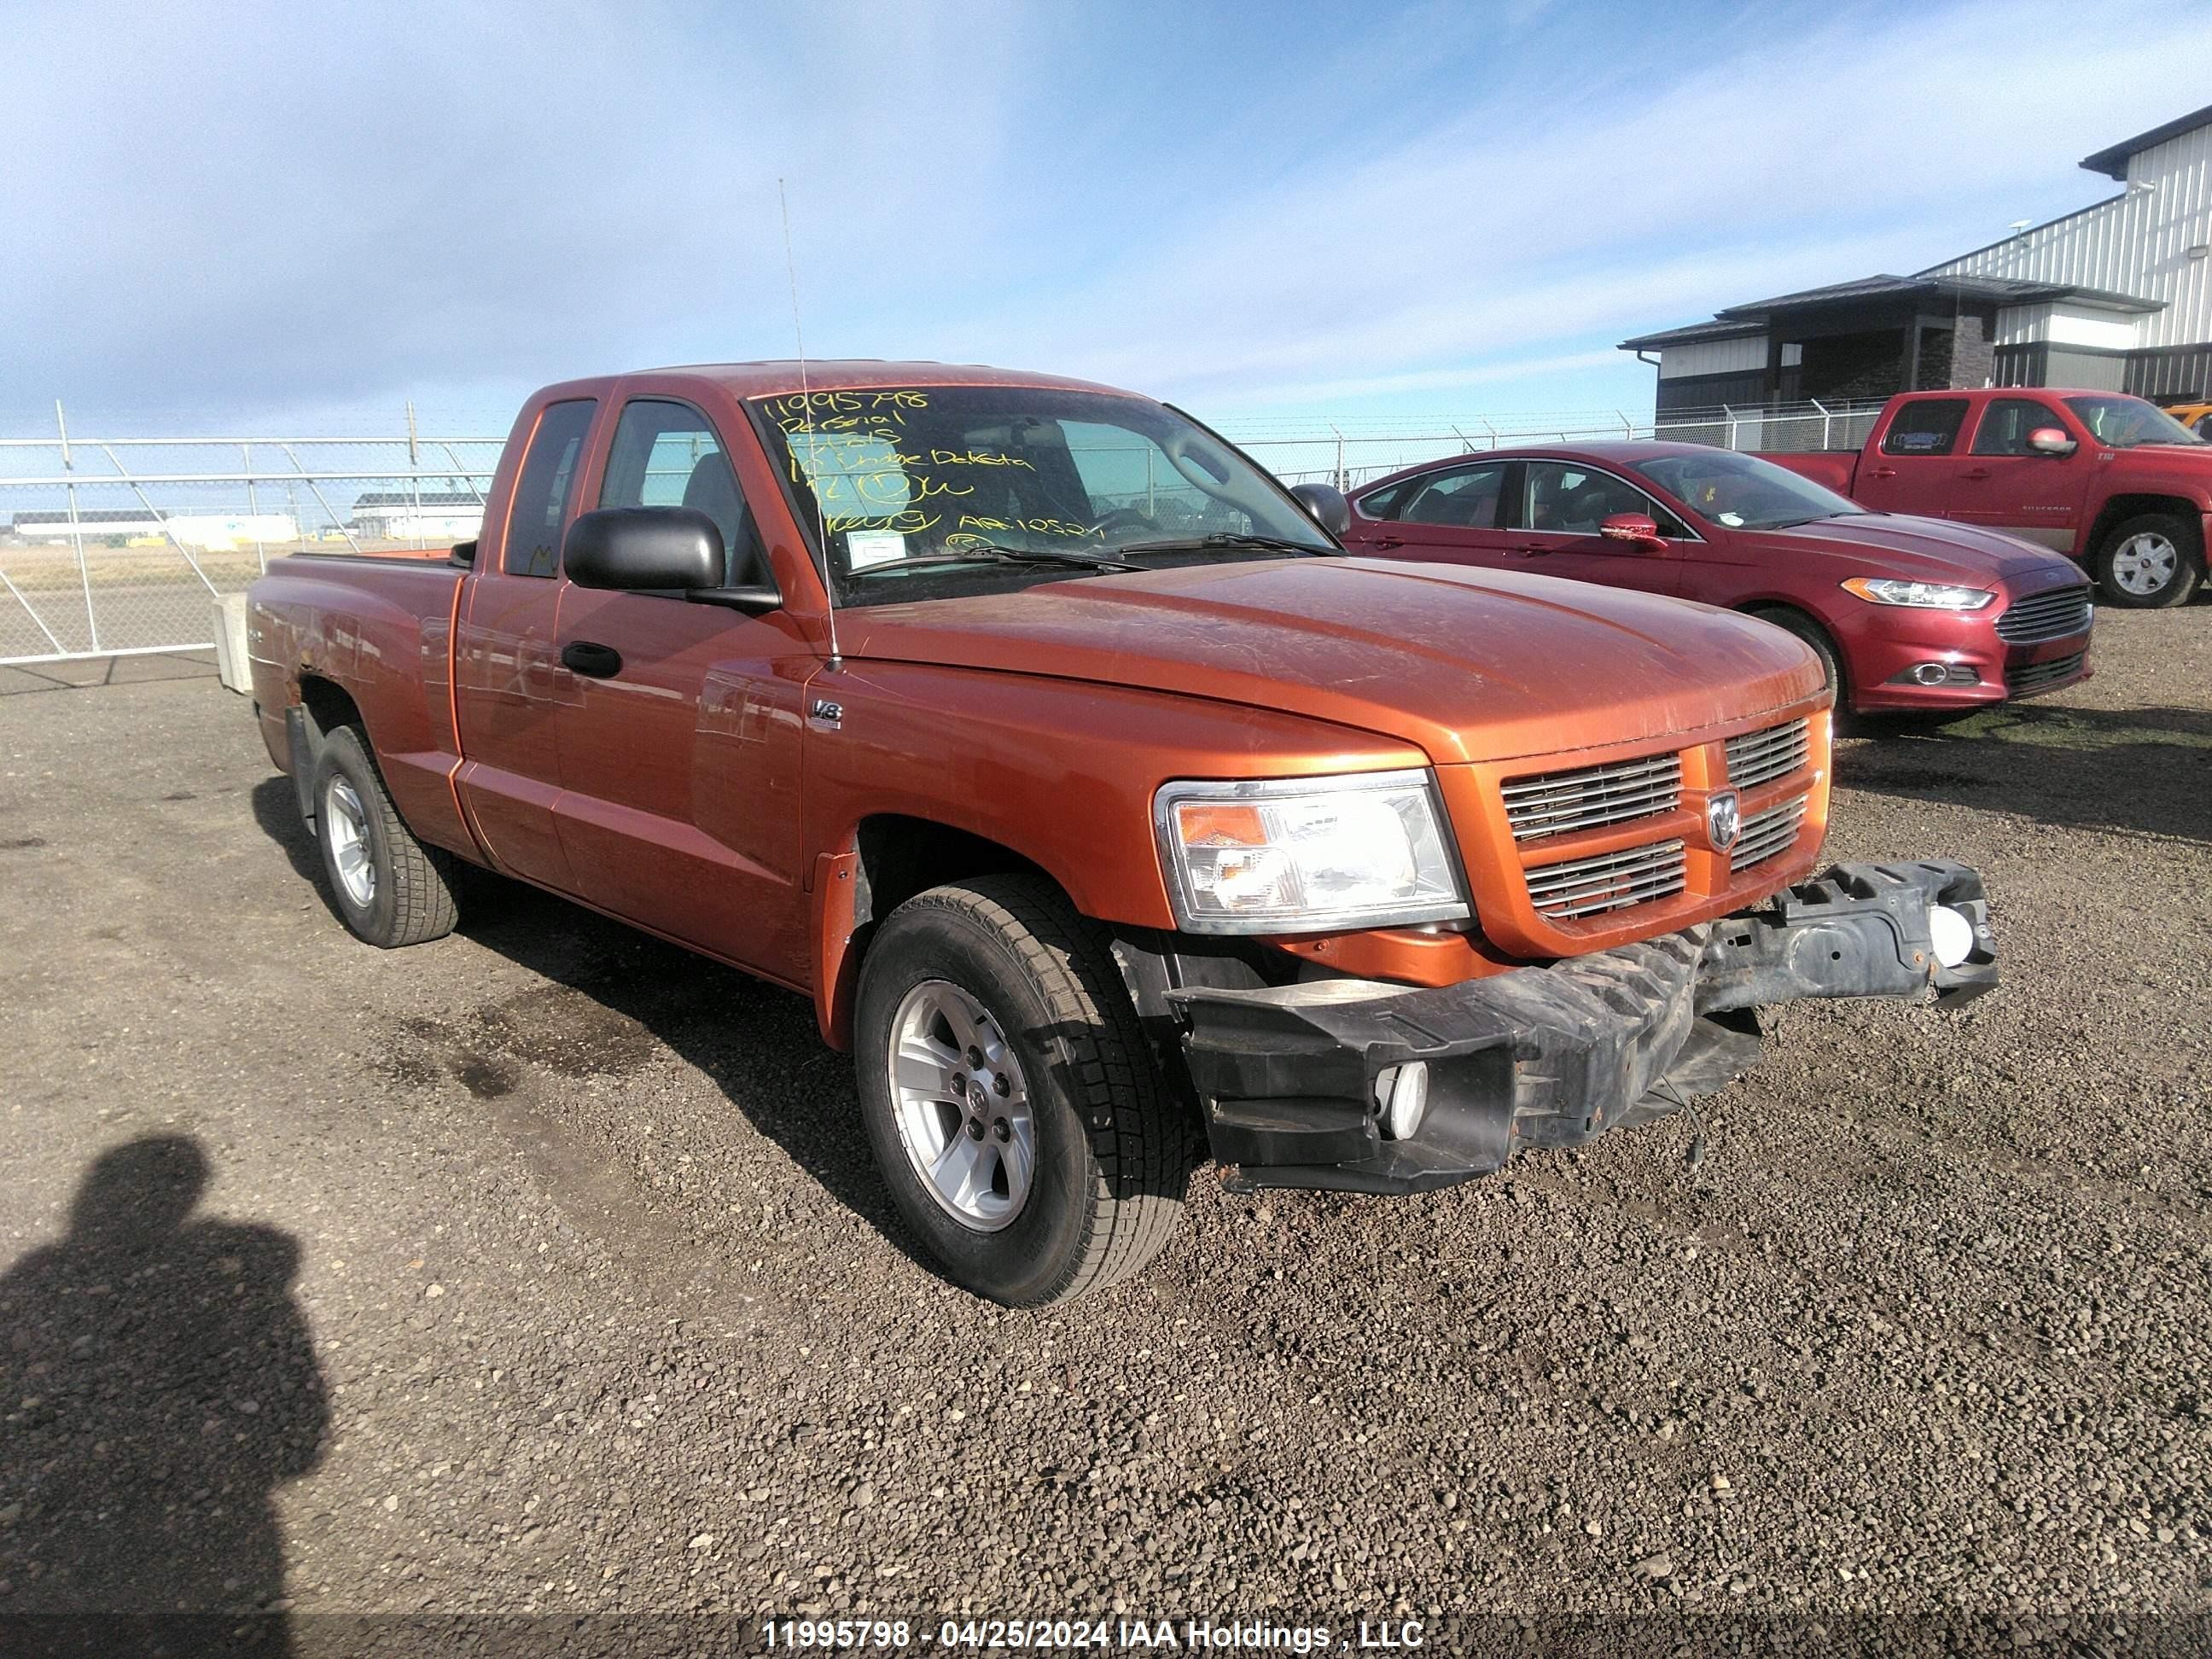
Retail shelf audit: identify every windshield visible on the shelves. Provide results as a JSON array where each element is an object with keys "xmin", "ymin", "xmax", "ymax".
[
  {"xmin": 2061, "ymin": 395, "xmax": 2206, "ymax": 449},
  {"xmin": 1626, "ymin": 449, "xmax": 1863, "ymax": 530},
  {"xmin": 745, "ymin": 385, "xmax": 1334, "ymax": 608}
]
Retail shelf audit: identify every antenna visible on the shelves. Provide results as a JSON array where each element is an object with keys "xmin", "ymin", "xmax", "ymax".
[{"xmin": 779, "ymin": 177, "xmax": 841, "ymax": 672}]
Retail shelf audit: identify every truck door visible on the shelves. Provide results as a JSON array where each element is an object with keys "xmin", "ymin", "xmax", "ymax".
[
  {"xmin": 1851, "ymin": 397, "xmax": 1971, "ymax": 519},
  {"xmin": 451, "ymin": 396, "xmax": 598, "ymax": 891},
  {"xmin": 1952, "ymin": 396, "xmax": 2091, "ymax": 550},
  {"xmin": 1503, "ymin": 461, "xmax": 1686, "ymax": 597},
  {"xmin": 1352, "ymin": 458, "xmax": 1514, "ymax": 568},
  {"xmin": 550, "ymin": 397, "xmax": 812, "ymax": 983}
]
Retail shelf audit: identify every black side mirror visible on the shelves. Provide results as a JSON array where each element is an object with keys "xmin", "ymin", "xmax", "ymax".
[
  {"xmin": 1290, "ymin": 482, "xmax": 1351, "ymax": 538},
  {"xmin": 564, "ymin": 507, "xmax": 723, "ymax": 591}
]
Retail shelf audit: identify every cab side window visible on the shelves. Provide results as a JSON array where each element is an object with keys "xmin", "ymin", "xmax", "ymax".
[
  {"xmin": 1354, "ymin": 480, "xmax": 1409, "ymax": 521},
  {"xmin": 599, "ymin": 399, "xmax": 768, "ymax": 586},
  {"xmin": 1970, "ymin": 399, "xmax": 2068, "ymax": 457},
  {"xmin": 503, "ymin": 399, "xmax": 597, "ymax": 578},
  {"xmin": 1517, "ymin": 463, "xmax": 1682, "ymax": 537},
  {"xmin": 1399, "ymin": 462, "xmax": 1506, "ymax": 529},
  {"xmin": 1881, "ymin": 399, "xmax": 1970, "ymax": 457}
]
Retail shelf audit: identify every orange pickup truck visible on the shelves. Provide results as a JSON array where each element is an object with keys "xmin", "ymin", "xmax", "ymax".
[{"xmin": 247, "ymin": 362, "xmax": 1997, "ymax": 1306}]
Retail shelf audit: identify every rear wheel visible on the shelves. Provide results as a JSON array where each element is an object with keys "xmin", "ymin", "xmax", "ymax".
[
  {"xmin": 309, "ymin": 725, "xmax": 461, "ymax": 948},
  {"xmin": 2093, "ymin": 513, "xmax": 2202, "ymax": 608},
  {"xmin": 853, "ymin": 874, "xmax": 1191, "ymax": 1306}
]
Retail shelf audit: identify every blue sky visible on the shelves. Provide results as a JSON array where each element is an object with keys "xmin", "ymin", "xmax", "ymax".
[{"xmin": 6, "ymin": 0, "xmax": 2209, "ymax": 436}]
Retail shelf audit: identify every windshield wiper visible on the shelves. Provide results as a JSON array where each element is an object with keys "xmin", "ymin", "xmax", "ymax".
[
  {"xmin": 861, "ymin": 542, "xmax": 1142, "ymax": 575},
  {"xmin": 1116, "ymin": 532, "xmax": 1336, "ymax": 557}
]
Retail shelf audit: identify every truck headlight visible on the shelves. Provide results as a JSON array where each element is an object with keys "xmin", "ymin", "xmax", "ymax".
[
  {"xmin": 1153, "ymin": 769, "xmax": 1470, "ymax": 934},
  {"xmin": 1841, "ymin": 576, "xmax": 1995, "ymax": 610}
]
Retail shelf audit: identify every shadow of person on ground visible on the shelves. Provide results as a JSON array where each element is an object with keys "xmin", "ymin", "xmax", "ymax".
[
  {"xmin": 0, "ymin": 1136, "xmax": 328, "ymax": 1655},
  {"xmin": 1842, "ymin": 701, "xmax": 2212, "ymax": 845}
]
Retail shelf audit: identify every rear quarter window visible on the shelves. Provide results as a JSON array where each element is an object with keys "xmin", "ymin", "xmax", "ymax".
[
  {"xmin": 1881, "ymin": 399, "xmax": 1970, "ymax": 457},
  {"xmin": 503, "ymin": 399, "xmax": 597, "ymax": 577}
]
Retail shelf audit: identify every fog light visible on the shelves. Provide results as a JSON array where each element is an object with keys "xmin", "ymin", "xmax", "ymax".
[
  {"xmin": 1375, "ymin": 1062, "xmax": 1430, "ymax": 1140},
  {"xmin": 1929, "ymin": 905, "xmax": 1976, "ymax": 969},
  {"xmin": 1889, "ymin": 661, "xmax": 1979, "ymax": 687}
]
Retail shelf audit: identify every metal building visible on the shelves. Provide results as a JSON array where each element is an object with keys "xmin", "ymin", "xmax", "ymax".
[{"xmin": 1621, "ymin": 105, "xmax": 2212, "ymax": 416}]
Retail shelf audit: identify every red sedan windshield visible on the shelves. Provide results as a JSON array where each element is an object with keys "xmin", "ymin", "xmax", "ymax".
[{"xmin": 1629, "ymin": 451, "xmax": 1863, "ymax": 531}]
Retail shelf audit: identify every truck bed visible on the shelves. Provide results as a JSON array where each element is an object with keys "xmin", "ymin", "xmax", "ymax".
[
  {"xmin": 247, "ymin": 551, "xmax": 475, "ymax": 857},
  {"xmin": 1753, "ymin": 450, "xmax": 1860, "ymax": 493}
]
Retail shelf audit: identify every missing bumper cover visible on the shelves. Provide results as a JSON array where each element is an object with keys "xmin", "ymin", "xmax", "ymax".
[{"xmin": 1169, "ymin": 860, "xmax": 1997, "ymax": 1196}]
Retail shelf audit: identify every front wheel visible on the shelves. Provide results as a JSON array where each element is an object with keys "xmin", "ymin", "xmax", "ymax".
[
  {"xmin": 853, "ymin": 875, "xmax": 1191, "ymax": 1306},
  {"xmin": 2093, "ymin": 513, "xmax": 2202, "ymax": 608}
]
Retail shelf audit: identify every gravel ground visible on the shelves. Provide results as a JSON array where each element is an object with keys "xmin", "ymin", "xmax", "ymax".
[{"xmin": 0, "ymin": 611, "xmax": 2208, "ymax": 1652}]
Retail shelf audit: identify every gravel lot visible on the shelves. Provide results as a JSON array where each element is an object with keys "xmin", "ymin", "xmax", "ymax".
[{"xmin": 1, "ymin": 612, "xmax": 2208, "ymax": 1650}]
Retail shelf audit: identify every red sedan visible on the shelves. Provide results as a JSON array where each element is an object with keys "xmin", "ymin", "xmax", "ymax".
[{"xmin": 1338, "ymin": 442, "xmax": 2093, "ymax": 715}]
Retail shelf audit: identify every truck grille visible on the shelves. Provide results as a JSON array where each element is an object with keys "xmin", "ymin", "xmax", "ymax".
[
  {"xmin": 1994, "ymin": 584, "xmax": 2093, "ymax": 644},
  {"xmin": 1500, "ymin": 753, "xmax": 1681, "ymax": 841},
  {"xmin": 1730, "ymin": 797, "xmax": 1807, "ymax": 871},
  {"xmin": 1724, "ymin": 719, "xmax": 1809, "ymax": 789},
  {"xmin": 2006, "ymin": 650, "xmax": 2086, "ymax": 695},
  {"xmin": 1526, "ymin": 840, "xmax": 1687, "ymax": 918}
]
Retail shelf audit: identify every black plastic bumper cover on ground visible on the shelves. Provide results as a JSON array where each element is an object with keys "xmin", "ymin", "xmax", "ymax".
[{"xmin": 1171, "ymin": 861, "xmax": 1997, "ymax": 1195}]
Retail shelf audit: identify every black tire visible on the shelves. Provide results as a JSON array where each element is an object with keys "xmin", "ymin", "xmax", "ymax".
[
  {"xmin": 2092, "ymin": 512, "xmax": 2202, "ymax": 608},
  {"xmin": 1749, "ymin": 607, "xmax": 1847, "ymax": 709},
  {"xmin": 853, "ymin": 874, "xmax": 1191, "ymax": 1307},
  {"xmin": 309, "ymin": 725, "xmax": 461, "ymax": 948}
]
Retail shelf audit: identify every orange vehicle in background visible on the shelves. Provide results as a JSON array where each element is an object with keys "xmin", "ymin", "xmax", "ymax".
[{"xmin": 246, "ymin": 362, "xmax": 1997, "ymax": 1306}]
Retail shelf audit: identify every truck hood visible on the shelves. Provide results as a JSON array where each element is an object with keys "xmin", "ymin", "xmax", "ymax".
[
  {"xmin": 1760, "ymin": 513, "xmax": 2079, "ymax": 588},
  {"xmin": 835, "ymin": 557, "xmax": 1820, "ymax": 764}
]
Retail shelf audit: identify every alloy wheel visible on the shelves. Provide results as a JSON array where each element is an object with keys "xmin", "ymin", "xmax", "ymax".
[{"xmin": 887, "ymin": 979, "xmax": 1036, "ymax": 1232}]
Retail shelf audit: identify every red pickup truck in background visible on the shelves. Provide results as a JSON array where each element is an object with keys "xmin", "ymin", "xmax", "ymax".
[{"xmin": 1761, "ymin": 388, "xmax": 2211, "ymax": 608}]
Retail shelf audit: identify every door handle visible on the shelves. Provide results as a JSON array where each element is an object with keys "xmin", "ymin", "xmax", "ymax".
[
  {"xmin": 1514, "ymin": 544, "xmax": 1552, "ymax": 556},
  {"xmin": 1960, "ymin": 468, "xmax": 1991, "ymax": 480},
  {"xmin": 1371, "ymin": 535, "xmax": 1404, "ymax": 550},
  {"xmin": 561, "ymin": 640, "xmax": 623, "ymax": 678},
  {"xmin": 1867, "ymin": 467, "xmax": 1898, "ymax": 480}
]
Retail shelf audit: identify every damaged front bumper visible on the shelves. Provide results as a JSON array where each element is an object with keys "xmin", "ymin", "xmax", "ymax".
[{"xmin": 1170, "ymin": 861, "xmax": 1997, "ymax": 1195}]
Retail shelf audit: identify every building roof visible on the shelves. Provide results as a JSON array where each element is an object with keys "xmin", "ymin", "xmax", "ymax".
[
  {"xmin": 352, "ymin": 492, "xmax": 484, "ymax": 509},
  {"xmin": 1616, "ymin": 318, "xmax": 1767, "ymax": 352},
  {"xmin": 11, "ymin": 509, "xmax": 173, "ymax": 527},
  {"xmin": 2079, "ymin": 102, "xmax": 2212, "ymax": 180},
  {"xmin": 1621, "ymin": 271, "xmax": 2162, "ymax": 355},
  {"xmin": 1715, "ymin": 273, "xmax": 2159, "ymax": 317}
]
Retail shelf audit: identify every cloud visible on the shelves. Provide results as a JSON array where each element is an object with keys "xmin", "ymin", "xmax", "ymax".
[{"xmin": 4, "ymin": 0, "xmax": 2209, "ymax": 427}]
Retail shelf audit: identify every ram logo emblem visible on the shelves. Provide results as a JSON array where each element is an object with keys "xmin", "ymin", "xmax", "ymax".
[{"xmin": 1705, "ymin": 790, "xmax": 1741, "ymax": 851}]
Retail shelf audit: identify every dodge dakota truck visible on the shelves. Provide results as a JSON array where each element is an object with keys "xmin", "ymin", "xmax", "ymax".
[
  {"xmin": 1761, "ymin": 388, "xmax": 2211, "ymax": 608},
  {"xmin": 247, "ymin": 363, "xmax": 1998, "ymax": 1307}
]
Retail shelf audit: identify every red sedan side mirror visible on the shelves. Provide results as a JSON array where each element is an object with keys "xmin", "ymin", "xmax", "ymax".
[
  {"xmin": 2027, "ymin": 427, "xmax": 2077, "ymax": 457},
  {"xmin": 1599, "ymin": 513, "xmax": 1667, "ymax": 550}
]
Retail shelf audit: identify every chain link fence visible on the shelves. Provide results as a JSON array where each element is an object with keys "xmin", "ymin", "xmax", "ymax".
[{"xmin": 0, "ymin": 399, "xmax": 1884, "ymax": 667}]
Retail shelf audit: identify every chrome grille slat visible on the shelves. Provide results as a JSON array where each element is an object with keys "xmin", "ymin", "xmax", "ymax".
[
  {"xmin": 1994, "ymin": 584, "xmax": 2093, "ymax": 644},
  {"xmin": 1724, "ymin": 718, "xmax": 1810, "ymax": 790},
  {"xmin": 1502, "ymin": 753, "xmax": 1682, "ymax": 841},
  {"xmin": 1730, "ymin": 798, "xmax": 1807, "ymax": 871},
  {"xmin": 1526, "ymin": 840, "xmax": 1686, "ymax": 918}
]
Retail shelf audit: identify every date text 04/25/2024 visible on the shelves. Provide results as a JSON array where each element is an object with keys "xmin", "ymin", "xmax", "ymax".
[{"xmin": 759, "ymin": 1619, "xmax": 1429, "ymax": 1651}]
